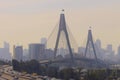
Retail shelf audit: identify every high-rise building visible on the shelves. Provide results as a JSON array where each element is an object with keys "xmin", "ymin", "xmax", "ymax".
[
  {"xmin": 13, "ymin": 45, "xmax": 23, "ymax": 61},
  {"xmin": 78, "ymin": 47, "xmax": 85, "ymax": 56},
  {"xmin": 4, "ymin": 41, "xmax": 9, "ymax": 49},
  {"xmin": 117, "ymin": 46, "xmax": 120, "ymax": 56},
  {"xmin": 44, "ymin": 49, "xmax": 54, "ymax": 59},
  {"xmin": 57, "ymin": 48, "xmax": 69, "ymax": 57},
  {"xmin": 95, "ymin": 39, "xmax": 101, "ymax": 49},
  {"xmin": 94, "ymin": 39, "xmax": 102, "ymax": 59},
  {"xmin": 0, "ymin": 42, "xmax": 11, "ymax": 60},
  {"xmin": 105, "ymin": 44, "xmax": 115, "ymax": 61},
  {"xmin": 29, "ymin": 43, "xmax": 45, "ymax": 61},
  {"xmin": 41, "ymin": 38, "xmax": 47, "ymax": 46},
  {"xmin": 23, "ymin": 49, "xmax": 29, "ymax": 61},
  {"xmin": 116, "ymin": 45, "xmax": 120, "ymax": 61},
  {"xmin": 106, "ymin": 44, "xmax": 113, "ymax": 52}
]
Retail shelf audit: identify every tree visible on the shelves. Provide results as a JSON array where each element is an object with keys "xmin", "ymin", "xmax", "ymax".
[{"xmin": 12, "ymin": 59, "xmax": 20, "ymax": 71}]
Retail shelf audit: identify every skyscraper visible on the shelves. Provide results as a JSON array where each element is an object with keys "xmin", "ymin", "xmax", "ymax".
[
  {"xmin": 106, "ymin": 44, "xmax": 113, "ymax": 52},
  {"xmin": 23, "ymin": 49, "xmax": 29, "ymax": 61},
  {"xmin": 117, "ymin": 45, "xmax": 120, "ymax": 56},
  {"xmin": 78, "ymin": 47, "xmax": 85, "ymax": 56},
  {"xmin": 41, "ymin": 38, "xmax": 47, "ymax": 46},
  {"xmin": 29, "ymin": 43, "xmax": 45, "ymax": 61},
  {"xmin": 13, "ymin": 45, "xmax": 23, "ymax": 61},
  {"xmin": 105, "ymin": 44, "xmax": 115, "ymax": 61},
  {"xmin": 4, "ymin": 41, "xmax": 10, "ymax": 49},
  {"xmin": 95, "ymin": 39, "xmax": 101, "ymax": 49},
  {"xmin": 95, "ymin": 39, "xmax": 102, "ymax": 59},
  {"xmin": 0, "ymin": 42, "xmax": 11, "ymax": 60}
]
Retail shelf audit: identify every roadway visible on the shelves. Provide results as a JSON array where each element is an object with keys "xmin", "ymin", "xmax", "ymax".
[{"xmin": 0, "ymin": 65, "xmax": 61, "ymax": 80}]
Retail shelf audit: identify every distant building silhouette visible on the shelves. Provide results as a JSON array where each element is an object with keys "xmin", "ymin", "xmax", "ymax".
[
  {"xmin": 23, "ymin": 49, "xmax": 29, "ymax": 61},
  {"xmin": 0, "ymin": 42, "xmax": 11, "ymax": 60},
  {"xmin": 13, "ymin": 45, "xmax": 23, "ymax": 61},
  {"xmin": 116, "ymin": 45, "xmax": 120, "ymax": 62},
  {"xmin": 94, "ymin": 39, "xmax": 102, "ymax": 59},
  {"xmin": 57, "ymin": 48, "xmax": 69, "ymax": 57},
  {"xmin": 105, "ymin": 44, "xmax": 115, "ymax": 61},
  {"xmin": 29, "ymin": 43, "xmax": 45, "ymax": 61},
  {"xmin": 106, "ymin": 44, "xmax": 113, "ymax": 52},
  {"xmin": 117, "ymin": 45, "xmax": 120, "ymax": 56},
  {"xmin": 44, "ymin": 49, "xmax": 54, "ymax": 59},
  {"xmin": 4, "ymin": 42, "xmax": 9, "ymax": 49},
  {"xmin": 41, "ymin": 38, "xmax": 47, "ymax": 45},
  {"xmin": 78, "ymin": 47, "xmax": 85, "ymax": 56},
  {"xmin": 95, "ymin": 39, "xmax": 101, "ymax": 49}
]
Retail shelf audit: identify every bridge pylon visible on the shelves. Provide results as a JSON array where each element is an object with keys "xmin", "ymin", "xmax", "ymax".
[
  {"xmin": 54, "ymin": 10, "xmax": 74, "ymax": 62},
  {"xmin": 84, "ymin": 27, "xmax": 98, "ymax": 63}
]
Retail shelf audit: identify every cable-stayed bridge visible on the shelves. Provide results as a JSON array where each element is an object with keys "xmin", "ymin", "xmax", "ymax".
[{"xmin": 40, "ymin": 10, "xmax": 108, "ymax": 68}]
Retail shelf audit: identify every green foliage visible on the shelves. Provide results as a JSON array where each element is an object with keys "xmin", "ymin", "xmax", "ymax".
[
  {"xmin": 59, "ymin": 68, "xmax": 80, "ymax": 80},
  {"xmin": 12, "ymin": 59, "xmax": 40, "ymax": 74},
  {"xmin": 12, "ymin": 59, "xmax": 20, "ymax": 71},
  {"xmin": 59, "ymin": 68, "xmax": 74, "ymax": 80},
  {"xmin": 46, "ymin": 66, "xmax": 58, "ymax": 77},
  {"xmin": 12, "ymin": 60, "xmax": 58, "ymax": 76},
  {"xmin": 0, "ymin": 60, "xmax": 11, "ymax": 65},
  {"xmin": 12, "ymin": 60, "xmax": 120, "ymax": 80},
  {"xmin": 88, "ymin": 69, "xmax": 108, "ymax": 80}
]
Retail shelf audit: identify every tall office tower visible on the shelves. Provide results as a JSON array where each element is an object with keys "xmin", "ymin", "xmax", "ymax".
[
  {"xmin": 41, "ymin": 38, "xmax": 47, "ymax": 46},
  {"xmin": 78, "ymin": 47, "xmax": 85, "ymax": 56},
  {"xmin": 57, "ymin": 48, "xmax": 69, "ymax": 57},
  {"xmin": 106, "ymin": 44, "xmax": 115, "ymax": 61},
  {"xmin": 44, "ymin": 49, "xmax": 54, "ymax": 59},
  {"xmin": 13, "ymin": 45, "xmax": 23, "ymax": 61},
  {"xmin": 0, "ymin": 42, "xmax": 11, "ymax": 60},
  {"xmin": 95, "ymin": 39, "xmax": 102, "ymax": 59},
  {"xmin": 117, "ymin": 45, "xmax": 120, "ymax": 56},
  {"xmin": 4, "ymin": 41, "xmax": 10, "ymax": 49},
  {"xmin": 106, "ymin": 44, "xmax": 113, "ymax": 52},
  {"xmin": 95, "ymin": 39, "xmax": 101, "ymax": 49},
  {"xmin": 23, "ymin": 49, "xmax": 29, "ymax": 61},
  {"xmin": 29, "ymin": 43, "xmax": 45, "ymax": 61}
]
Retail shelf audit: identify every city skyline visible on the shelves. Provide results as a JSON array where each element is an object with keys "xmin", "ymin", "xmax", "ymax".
[
  {"xmin": 0, "ymin": 0, "xmax": 120, "ymax": 51},
  {"xmin": 0, "ymin": 1, "xmax": 120, "ymax": 80}
]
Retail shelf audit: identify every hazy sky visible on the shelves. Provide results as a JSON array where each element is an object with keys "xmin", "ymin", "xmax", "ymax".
[{"xmin": 0, "ymin": 0, "xmax": 120, "ymax": 52}]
